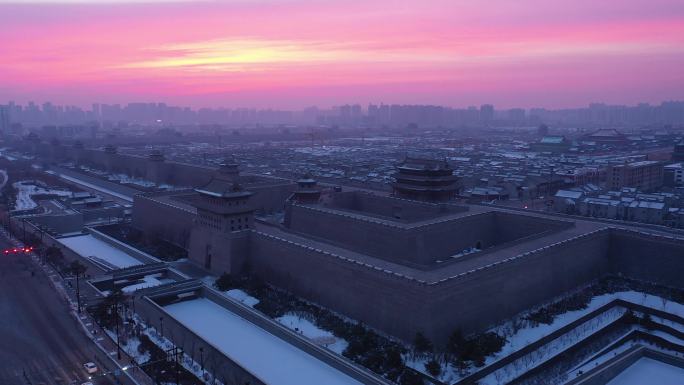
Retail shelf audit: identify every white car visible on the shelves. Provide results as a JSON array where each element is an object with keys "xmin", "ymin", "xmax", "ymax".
[
  {"xmin": 81, "ymin": 382, "xmax": 94, "ymax": 385},
  {"xmin": 83, "ymin": 362, "xmax": 98, "ymax": 374}
]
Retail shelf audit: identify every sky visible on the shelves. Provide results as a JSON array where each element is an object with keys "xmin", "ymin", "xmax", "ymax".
[{"xmin": 1, "ymin": 0, "xmax": 683, "ymax": 109}]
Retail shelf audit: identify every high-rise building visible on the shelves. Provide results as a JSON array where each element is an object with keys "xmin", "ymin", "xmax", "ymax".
[
  {"xmin": 0, "ymin": 105, "xmax": 10, "ymax": 134},
  {"xmin": 480, "ymin": 104, "xmax": 494, "ymax": 123}
]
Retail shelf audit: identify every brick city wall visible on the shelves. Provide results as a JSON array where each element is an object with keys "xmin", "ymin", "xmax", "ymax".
[
  {"xmin": 608, "ymin": 229, "xmax": 684, "ymax": 288},
  {"xmin": 132, "ymin": 194, "xmax": 196, "ymax": 249},
  {"xmin": 327, "ymin": 191, "xmax": 465, "ymax": 222},
  {"xmin": 286, "ymin": 206, "xmax": 571, "ymax": 267},
  {"xmin": 249, "ymin": 227, "xmax": 612, "ymax": 343},
  {"xmin": 249, "ymin": 230, "xmax": 432, "ymax": 340}
]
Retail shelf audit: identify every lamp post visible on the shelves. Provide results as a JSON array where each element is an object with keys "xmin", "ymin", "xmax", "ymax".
[
  {"xmin": 115, "ymin": 299, "xmax": 122, "ymax": 360},
  {"xmin": 199, "ymin": 347, "xmax": 204, "ymax": 372}
]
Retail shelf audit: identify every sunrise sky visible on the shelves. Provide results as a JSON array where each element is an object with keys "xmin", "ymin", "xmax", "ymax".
[{"xmin": 1, "ymin": 0, "xmax": 683, "ymax": 109}]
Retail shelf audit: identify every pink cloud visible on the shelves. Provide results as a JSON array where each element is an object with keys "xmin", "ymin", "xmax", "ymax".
[{"xmin": 1, "ymin": 0, "xmax": 683, "ymax": 108}]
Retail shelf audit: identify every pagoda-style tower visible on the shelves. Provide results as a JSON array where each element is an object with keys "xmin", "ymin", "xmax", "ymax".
[
  {"xmin": 290, "ymin": 173, "xmax": 321, "ymax": 204},
  {"xmin": 392, "ymin": 156, "xmax": 459, "ymax": 202}
]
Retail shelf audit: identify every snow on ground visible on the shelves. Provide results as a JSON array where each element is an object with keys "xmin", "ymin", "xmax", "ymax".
[
  {"xmin": 108, "ymin": 173, "xmax": 156, "ymax": 188},
  {"xmin": 479, "ymin": 306, "xmax": 627, "ymax": 385},
  {"xmin": 569, "ymin": 337, "xmax": 637, "ymax": 377},
  {"xmin": 607, "ymin": 357, "xmax": 684, "ymax": 385},
  {"xmin": 139, "ymin": 319, "xmax": 222, "ymax": 385},
  {"xmin": 276, "ymin": 313, "xmax": 349, "ymax": 354},
  {"xmin": 164, "ymin": 298, "xmax": 363, "ymax": 385},
  {"xmin": 224, "ymin": 289, "xmax": 260, "ymax": 307},
  {"xmin": 52, "ymin": 172, "xmax": 134, "ymax": 202},
  {"xmin": 104, "ymin": 329, "xmax": 151, "ymax": 365},
  {"xmin": 12, "ymin": 181, "xmax": 72, "ymax": 211},
  {"xmin": 568, "ymin": 326, "xmax": 684, "ymax": 383},
  {"xmin": 121, "ymin": 273, "xmax": 172, "ymax": 293},
  {"xmin": 58, "ymin": 234, "xmax": 143, "ymax": 269},
  {"xmin": 410, "ymin": 290, "xmax": 684, "ymax": 384}
]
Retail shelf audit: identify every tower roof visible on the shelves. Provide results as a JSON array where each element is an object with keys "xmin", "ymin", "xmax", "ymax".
[
  {"xmin": 398, "ymin": 156, "xmax": 451, "ymax": 172},
  {"xmin": 195, "ymin": 179, "xmax": 252, "ymax": 199}
]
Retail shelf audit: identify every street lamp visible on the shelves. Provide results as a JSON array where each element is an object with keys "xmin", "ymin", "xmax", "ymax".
[
  {"xmin": 199, "ymin": 347, "xmax": 204, "ymax": 372},
  {"xmin": 115, "ymin": 302, "xmax": 122, "ymax": 360}
]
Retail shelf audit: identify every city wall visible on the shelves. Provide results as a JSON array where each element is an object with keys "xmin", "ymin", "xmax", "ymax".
[
  {"xmin": 328, "ymin": 192, "xmax": 465, "ymax": 222},
  {"xmin": 287, "ymin": 205, "xmax": 571, "ymax": 267},
  {"xmin": 608, "ymin": 229, "xmax": 684, "ymax": 288},
  {"xmin": 249, "ymin": 227, "xmax": 612, "ymax": 343},
  {"xmin": 423, "ymin": 228, "xmax": 611, "ymax": 342},
  {"xmin": 249, "ymin": 230, "xmax": 432, "ymax": 340},
  {"xmin": 132, "ymin": 193, "xmax": 196, "ymax": 249}
]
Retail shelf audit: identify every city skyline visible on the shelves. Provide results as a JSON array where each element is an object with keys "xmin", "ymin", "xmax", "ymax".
[
  {"xmin": 2, "ymin": 0, "xmax": 684, "ymax": 108},
  {"xmin": 4, "ymin": 98, "xmax": 684, "ymax": 127}
]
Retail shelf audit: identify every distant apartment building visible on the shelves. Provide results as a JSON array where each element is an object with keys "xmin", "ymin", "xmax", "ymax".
[
  {"xmin": 555, "ymin": 167, "xmax": 603, "ymax": 186},
  {"xmin": 480, "ymin": 104, "xmax": 494, "ymax": 123},
  {"xmin": 673, "ymin": 140, "xmax": 684, "ymax": 162},
  {"xmin": 0, "ymin": 105, "xmax": 10, "ymax": 134},
  {"xmin": 664, "ymin": 163, "xmax": 684, "ymax": 187},
  {"xmin": 608, "ymin": 160, "xmax": 664, "ymax": 191}
]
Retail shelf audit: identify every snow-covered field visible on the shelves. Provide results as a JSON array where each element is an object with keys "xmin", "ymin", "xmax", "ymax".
[
  {"xmin": 277, "ymin": 313, "xmax": 349, "ymax": 354},
  {"xmin": 606, "ymin": 357, "xmax": 684, "ymax": 385},
  {"xmin": 224, "ymin": 289, "xmax": 260, "ymax": 307},
  {"xmin": 12, "ymin": 181, "xmax": 72, "ymax": 211},
  {"xmin": 164, "ymin": 297, "xmax": 363, "ymax": 385},
  {"xmin": 58, "ymin": 234, "xmax": 143, "ymax": 269}
]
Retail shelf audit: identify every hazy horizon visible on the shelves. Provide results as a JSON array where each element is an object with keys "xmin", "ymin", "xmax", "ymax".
[{"xmin": 4, "ymin": 98, "xmax": 684, "ymax": 112}]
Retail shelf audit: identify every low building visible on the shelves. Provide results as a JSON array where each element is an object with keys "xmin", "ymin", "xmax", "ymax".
[
  {"xmin": 553, "ymin": 190, "xmax": 584, "ymax": 214},
  {"xmin": 664, "ymin": 163, "xmax": 684, "ymax": 187},
  {"xmin": 577, "ymin": 197, "xmax": 622, "ymax": 219},
  {"xmin": 608, "ymin": 160, "xmax": 664, "ymax": 192},
  {"xmin": 626, "ymin": 200, "xmax": 667, "ymax": 225},
  {"xmin": 529, "ymin": 135, "xmax": 572, "ymax": 153}
]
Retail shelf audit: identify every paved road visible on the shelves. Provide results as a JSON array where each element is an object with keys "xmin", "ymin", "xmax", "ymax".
[{"xmin": 0, "ymin": 238, "xmax": 117, "ymax": 385}]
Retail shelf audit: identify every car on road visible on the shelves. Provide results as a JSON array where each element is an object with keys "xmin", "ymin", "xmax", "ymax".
[
  {"xmin": 83, "ymin": 362, "xmax": 98, "ymax": 374},
  {"xmin": 81, "ymin": 382, "xmax": 94, "ymax": 385}
]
